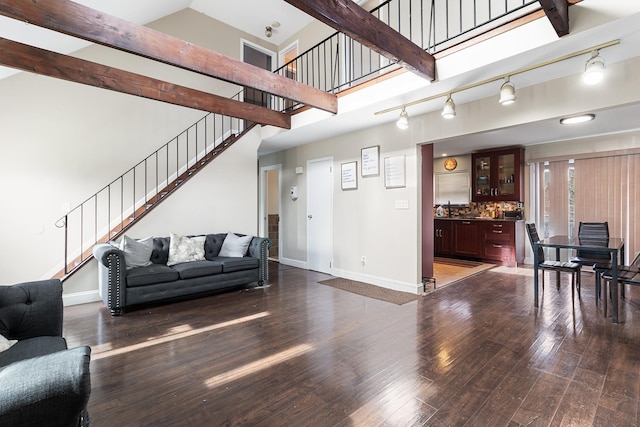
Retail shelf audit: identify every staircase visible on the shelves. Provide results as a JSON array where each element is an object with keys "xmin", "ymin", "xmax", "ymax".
[{"xmin": 54, "ymin": 110, "xmax": 254, "ymax": 281}]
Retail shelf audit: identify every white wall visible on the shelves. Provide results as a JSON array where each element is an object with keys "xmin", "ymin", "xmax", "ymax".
[{"xmin": 260, "ymin": 121, "xmax": 422, "ymax": 293}]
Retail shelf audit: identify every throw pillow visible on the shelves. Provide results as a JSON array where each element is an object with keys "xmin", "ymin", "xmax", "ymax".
[
  {"xmin": 218, "ymin": 232, "xmax": 252, "ymax": 257},
  {"xmin": 119, "ymin": 235, "xmax": 154, "ymax": 269},
  {"xmin": 0, "ymin": 334, "xmax": 17, "ymax": 353},
  {"xmin": 167, "ymin": 233, "xmax": 206, "ymax": 266}
]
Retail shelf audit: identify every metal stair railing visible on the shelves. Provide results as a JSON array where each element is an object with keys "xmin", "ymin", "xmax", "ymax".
[{"xmin": 54, "ymin": 91, "xmax": 250, "ymax": 278}]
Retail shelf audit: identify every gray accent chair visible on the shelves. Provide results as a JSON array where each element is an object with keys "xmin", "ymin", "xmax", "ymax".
[{"xmin": 0, "ymin": 279, "xmax": 91, "ymax": 427}]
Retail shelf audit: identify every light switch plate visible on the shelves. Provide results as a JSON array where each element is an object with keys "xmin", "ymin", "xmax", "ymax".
[{"xmin": 395, "ymin": 200, "xmax": 409, "ymax": 209}]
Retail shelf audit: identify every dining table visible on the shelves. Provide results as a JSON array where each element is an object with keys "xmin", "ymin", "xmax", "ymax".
[{"xmin": 532, "ymin": 235, "xmax": 625, "ymax": 323}]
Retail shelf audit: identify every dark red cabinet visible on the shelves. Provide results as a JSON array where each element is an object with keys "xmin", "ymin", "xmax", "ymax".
[
  {"xmin": 434, "ymin": 219, "xmax": 524, "ymax": 267},
  {"xmin": 434, "ymin": 219, "xmax": 452, "ymax": 256},
  {"xmin": 472, "ymin": 147, "xmax": 524, "ymax": 202}
]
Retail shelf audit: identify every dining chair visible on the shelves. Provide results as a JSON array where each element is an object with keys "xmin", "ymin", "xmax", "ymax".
[
  {"xmin": 598, "ymin": 252, "xmax": 640, "ymax": 317},
  {"xmin": 570, "ymin": 221, "xmax": 610, "ymax": 302},
  {"xmin": 526, "ymin": 223, "xmax": 582, "ymax": 301}
]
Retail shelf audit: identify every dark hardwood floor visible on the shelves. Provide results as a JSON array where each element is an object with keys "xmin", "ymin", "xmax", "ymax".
[{"xmin": 63, "ymin": 263, "xmax": 640, "ymax": 426}]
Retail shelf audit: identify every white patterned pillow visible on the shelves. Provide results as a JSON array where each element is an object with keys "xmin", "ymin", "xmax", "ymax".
[
  {"xmin": 218, "ymin": 232, "xmax": 252, "ymax": 257},
  {"xmin": 0, "ymin": 334, "xmax": 17, "ymax": 353},
  {"xmin": 167, "ymin": 233, "xmax": 206, "ymax": 266},
  {"xmin": 119, "ymin": 235, "xmax": 154, "ymax": 269}
]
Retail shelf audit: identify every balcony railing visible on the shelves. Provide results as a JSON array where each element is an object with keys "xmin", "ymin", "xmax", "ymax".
[{"xmin": 270, "ymin": 0, "xmax": 540, "ymax": 112}]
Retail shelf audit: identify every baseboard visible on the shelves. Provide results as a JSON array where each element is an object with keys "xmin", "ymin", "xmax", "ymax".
[
  {"xmin": 330, "ymin": 268, "xmax": 421, "ymax": 294},
  {"xmin": 63, "ymin": 290, "xmax": 101, "ymax": 306},
  {"xmin": 277, "ymin": 257, "xmax": 307, "ymax": 270}
]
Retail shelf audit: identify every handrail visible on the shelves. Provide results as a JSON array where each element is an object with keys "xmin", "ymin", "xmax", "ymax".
[
  {"xmin": 55, "ymin": 0, "xmax": 541, "ymax": 278},
  {"xmin": 55, "ymin": 92, "xmax": 247, "ymax": 276}
]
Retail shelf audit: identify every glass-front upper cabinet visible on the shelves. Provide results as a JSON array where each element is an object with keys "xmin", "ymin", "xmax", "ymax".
[{"xmin": 472, "ymin": 147, "xmax": 523, "ymax": 202}]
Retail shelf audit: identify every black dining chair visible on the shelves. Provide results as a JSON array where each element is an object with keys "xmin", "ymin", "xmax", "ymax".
[
  {"xmin": 570, "ymin": 221, "xmax": 610, "ymax": 302},
  {"xmin": 526, "ymin": 223, "xmax": 582, "ymax": 301},
  {"xmin": 597, "ymin": 252, "xmax": 640, "ymax": 317}
]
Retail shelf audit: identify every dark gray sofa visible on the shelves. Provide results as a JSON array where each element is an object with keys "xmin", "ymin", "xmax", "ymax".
[
  {"xmin": 0, "ymin": 279, "xmax": 91, "ymax": 427},
  {"xmin": 92, "ymin": 233, "xmax": 270, "ymax": 316}
]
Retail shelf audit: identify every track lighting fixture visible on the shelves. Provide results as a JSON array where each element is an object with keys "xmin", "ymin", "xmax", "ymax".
[
  {"xmin": 374, "ymin": 40, "xmax": 619, "ymax": 122},
  {"xmin": 441, "ymin": 96, "xmax": 456, "ymax": 119},
  {"xmin": 396, "ymin": 107, "xmax": 409, "ymax": 129},
  {"xmin": 583, "ymin": 50, "xmax": 605, "ymax": 85},
  {"xmin": 499, "ymin": 77, "xmax": 517, "ymax": 105}
]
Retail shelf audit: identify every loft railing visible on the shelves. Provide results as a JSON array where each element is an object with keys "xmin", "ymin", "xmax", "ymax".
[
  {"xmin": 55, "ymin": 92, "xmax": 248, "ymax": 277},
  {"xmin": 55, "ymin": 0, "xmax": 541, "ymax": 277},
  {"xmin": 270, "ymin": 0, "xmax": 540, "ymax": 112}
]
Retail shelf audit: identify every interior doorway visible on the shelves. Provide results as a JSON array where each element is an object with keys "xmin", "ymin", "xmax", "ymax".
[
  {"xmin": 260, "ymin": 165, "xmax": 281, "ymax": 261},
  {"xmin": 307, "ymin": 157, "xmax": 333, "ymax": 274},
  {"xmin": 242, "ymin": 41, "xmax": 275, "ymax": 116}
]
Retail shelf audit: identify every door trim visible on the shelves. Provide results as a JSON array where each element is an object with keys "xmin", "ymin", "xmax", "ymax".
[
  {"xmin": 240, "ymin": 39, "xmax": 277, "ymax": 70},
  {"xmin": 259, "ymin": 164, "xmax": 282, "ymax": 260}
]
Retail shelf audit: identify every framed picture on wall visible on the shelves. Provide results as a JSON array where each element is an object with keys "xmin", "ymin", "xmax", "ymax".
[
  {"xmin": 361, "ymin": 146, "xmax": 380, "ymax": 177},
  {"xmin": 384, "ymin": 155, "xmax": 406, "ymax": 188},
  {"xmin": 341, "ymin": 161, "xmax": 358, "ymax": 190}
]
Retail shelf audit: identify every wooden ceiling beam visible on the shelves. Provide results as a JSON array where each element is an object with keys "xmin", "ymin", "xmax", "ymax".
[
  {"xmin": 283, "ymin": 0, "xmax": 435, "ymax": 81},
  {"xmin": 539, "ymin": 0, "xmax": 569, "ymax": 37},
  {"xmin": 0, "ymin": 0, "xmax": 337, "ymax": 114},
  {"xmin": 0, "ymin": 37, "xmax": 291, "ymax": 129}
]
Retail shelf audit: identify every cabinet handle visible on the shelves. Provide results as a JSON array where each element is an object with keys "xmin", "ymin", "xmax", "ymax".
[
  {"xmin": 493, "ymin": 244, "xmax": 503, "ymax": 248},
  {"xmin": 492, "ymin": 224, "xmax": 503, "ymax": 228},
  {"xmin": 492, "ymin": 230, "xmax": 503, "ymax": 234},
  {"xmin": 462, "ymin": 221, "xmax": 471, "ymax": 224}
]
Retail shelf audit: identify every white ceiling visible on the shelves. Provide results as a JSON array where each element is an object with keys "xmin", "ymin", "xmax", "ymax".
[{"xmin": 1, "ymin": 1, "xmax": 639, "ymax": 158}]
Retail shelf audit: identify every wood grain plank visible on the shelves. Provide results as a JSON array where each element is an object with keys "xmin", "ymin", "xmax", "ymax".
[
  {"xmin": 60, "ymin": 264, "xmax": 640, "ymax": 426},
  {"xmin": 0, "ymin": 0, "xmax": 337, "ymax": 113}
]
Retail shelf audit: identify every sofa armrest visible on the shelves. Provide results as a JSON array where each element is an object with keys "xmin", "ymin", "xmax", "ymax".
[
  {"xmin": 247, "ymin": 237, "xmax": 271, "ymax": 286},
  {"xmin": 92, "ymin": 243, "xmax": 127, "ymax": 315},
  {"xmin": 0, "ymin": 280, "xmax": 63, "ymax": 340},
  {"xmin": 0, "ymin": 346, "xmax": 91, "ymax": 427}
]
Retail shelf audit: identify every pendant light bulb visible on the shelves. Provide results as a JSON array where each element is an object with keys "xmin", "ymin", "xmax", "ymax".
[
  {"xmin": 499, "ymin": 77, "xmax": 517, "ymax": 105},
  {"xmin": 441, "ymin": 96, "xmax": 456, "ymax": 119},
  {"xmin": 583, "ymin": 50, "xmax": 605, "ymax": 85},
  {"xmin": 396, "ymin": 107, "xmax": 409, "ymax": 129}
]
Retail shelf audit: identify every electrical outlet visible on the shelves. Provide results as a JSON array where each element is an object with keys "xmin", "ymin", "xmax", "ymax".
[
  {"xmin": 517, "ymin": 202, "xmax": 524, "ymax": 209},
  {"xmin": 361, "ymin": 256, "xmax": 366, "ymax": 266}
]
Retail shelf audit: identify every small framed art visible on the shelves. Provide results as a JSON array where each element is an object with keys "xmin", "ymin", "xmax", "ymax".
[
  {"xmin": 384, "ymin": 155, "xmax": 406, "ymax": 189},
  {"xmin": 341, "ymin": 161, "xmax": 358, "ymax": 190},
  {"xmin": 361, "ymin": 146, "xmax": 380, "ymax": 177}
]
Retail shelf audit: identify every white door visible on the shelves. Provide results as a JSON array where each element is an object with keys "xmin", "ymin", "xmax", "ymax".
[{"xmin": 307, "ymin": 158, "xmax": 333, "ymax": 274}]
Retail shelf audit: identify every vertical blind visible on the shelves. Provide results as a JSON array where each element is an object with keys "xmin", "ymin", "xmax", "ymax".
[
  {"xmin": 533, "ymin": 153, "xmax": 640, "ymax": 264},
  {"xmin": 574, "ymin": 154, "xmax": 640, "ymax": 264}
]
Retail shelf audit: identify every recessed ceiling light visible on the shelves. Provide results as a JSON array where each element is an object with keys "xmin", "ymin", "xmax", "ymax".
[{"xmin": 560, "ymin": 114, "xmax": 596, "ymax": 125}]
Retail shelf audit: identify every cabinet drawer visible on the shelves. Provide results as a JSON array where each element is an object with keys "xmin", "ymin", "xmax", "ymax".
[
  {"xmin": 483, "ymin": 228, "xmax": 513, "ymax": 243},
  {"xmin": 483, "ymin": 243, "xmax": 515, "ymax": 263},
  {"xmin": 482, "ymin": 222, "xmax": 514, "ymax": 242}
]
